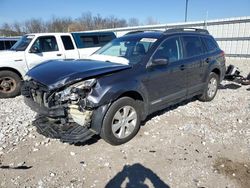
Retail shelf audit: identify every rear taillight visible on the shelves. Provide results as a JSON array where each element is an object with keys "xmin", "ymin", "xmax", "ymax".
[
  {"xmin": 221, "ymin": 50, "xmax": 225, "ymax": 57},
  {"xmin": 221, "ymin": 50, "xmax": 226, "ymax": 65}
]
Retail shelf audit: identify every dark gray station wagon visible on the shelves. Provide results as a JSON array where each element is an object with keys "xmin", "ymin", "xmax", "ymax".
[{"xmin": 22, "ymin": 28, "xmax": 226, "ymax": 145}]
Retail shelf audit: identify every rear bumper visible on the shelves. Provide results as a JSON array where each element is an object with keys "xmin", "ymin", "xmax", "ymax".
[{"xmin": 24, "ymin": 97, "xmax": 66, "ymax": 118}]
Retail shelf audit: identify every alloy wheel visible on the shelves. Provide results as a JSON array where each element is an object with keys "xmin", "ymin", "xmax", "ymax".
[
  {"xmin": 207, "ymin": 77, "xmax": 217, "ymax": 98},
  {"xmin": 111, "ymin": 106, "xmax": 138, "ymax": 139}
]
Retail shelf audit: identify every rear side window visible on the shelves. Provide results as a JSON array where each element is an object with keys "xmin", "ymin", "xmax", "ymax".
[
  {"xmin": 61, "ymin": 36, "xmax": 74, "ymax": 50},
  {"xmin": 80, "ymin": 36, "xmax": 99, "ymax": 48},
  {"xmin": 72, "ymin": 33, "xmax": 116, "ymax": 48},
  {"xmin": 0, "ymin": 41, "xmax": 4, "ymax": 50},
  {"xmin": 203, "ymin": 37, "xmax": 219, "ymax": 52},
  {"xmin": 99, "ymin": 35, "xmax": 115, "ymax": 46},
  {"xmin": 182, "ymin": 36, "xmax": 204, "ymax": 58}
]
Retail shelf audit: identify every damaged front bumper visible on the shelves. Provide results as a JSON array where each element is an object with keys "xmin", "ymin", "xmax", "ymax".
[
  {"xmin": 24, "ymin": 97, "xmax": 66, "ymax": 118},
  {"xmin": 22, "ymin": 80, "xmax": 100, "ymax": 143},
  {"xmin": 24, "ymin": 98, "xmax": 93, "ymax": 126}
]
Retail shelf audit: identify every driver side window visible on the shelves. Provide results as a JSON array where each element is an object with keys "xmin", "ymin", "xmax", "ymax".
[
  {"xmin": 32, "ymin": 36, "xmax": 58, "ymax": 53},
  {"xmin": 153, "ymin": 37, "xmax": 181, "ymax": 63}
]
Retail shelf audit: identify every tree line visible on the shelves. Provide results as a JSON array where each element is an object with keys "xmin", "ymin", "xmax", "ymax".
[{"xmin": 0, "ymin": 12, "xmax": 159, "ymax": 36}]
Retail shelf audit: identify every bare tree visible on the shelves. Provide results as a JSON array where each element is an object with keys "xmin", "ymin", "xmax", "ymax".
[
  {"xmin": 0, "ymin": 12, "xmax": 150, "ymax": 36},
  {"xmin": 93, "ymin": 14, "xmax": 105, "ymax": 30},
  {"xmin": 105, "ymin": 16, "xmax": 127, "ymax": 28},
  {"xmin": 67, "ymin": 22, "xmax": 83, "ymax": 32},
  {"xmin": 0, "ymin": 23, "xmax": 11, "ymax": 36},
  {"xmin": 128, "ymin": 18, "xmax": 140, "ymax": 26},
  {"xmin": 145, "ymin": 17, "xmax": 159, "ymax": 25},
  {"xmin": 0, "ymin": 23, "xmax": 20, "ymax": 36},
  {"xmin": 13, "ymin": 22, "xmax": 23, "ymax": 35},
  {"xmin": 24, "ymin": 19, "xmax": 46, "ymax": 33},
  {"xmin": 47, "ymin": 17, "xmax": 73, "ymax": 32},
  {"xmin": 77, "ymin": 12, "xmax": 94, "ymax": 30}
]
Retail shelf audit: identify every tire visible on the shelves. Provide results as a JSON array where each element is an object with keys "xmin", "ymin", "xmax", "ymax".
[
  {"xmin": 0, "ymin": 71, "xmax": 21, "ymax": 98},
  {"xmin": 198, "ymin": 72, "xmax": 219, "ymax": 102},
  {"xmin": 100, "ymin": 97, "xmax": 141, "ymax": 145}
]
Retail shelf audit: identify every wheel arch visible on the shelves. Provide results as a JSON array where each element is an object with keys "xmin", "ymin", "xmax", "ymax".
[
  {"xmin": 118, "ymin": 90, "xmax": 147, "ymax": 119},
  {"xmin": 90, "ymin": 89, "xmax": 147, "ymax": 134},
  {"xmin": 211, "ymin": 68, "xmax": 221, "ymax": 78},
  {"xmin": 0, "ymin": 67, "xmax": 23, "ymax": 79},
  {"xmin": 118, "ymin": 90, "xmax": 144, "ymax": 101}
]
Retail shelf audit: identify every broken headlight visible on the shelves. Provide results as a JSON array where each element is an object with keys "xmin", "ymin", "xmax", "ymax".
[{"xmin": 55, "ymin": 78, "xmax": 96, "ymax": 103}]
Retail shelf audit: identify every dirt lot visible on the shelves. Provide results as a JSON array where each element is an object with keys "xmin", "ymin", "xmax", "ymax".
[{"xmin": 0, "ymin": 59, "xmax": 249, "ymax": 188}]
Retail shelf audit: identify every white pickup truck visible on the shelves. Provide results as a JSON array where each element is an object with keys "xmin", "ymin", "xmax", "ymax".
[{"xmin": 0, "ymin": 32, "xmax": 116, "ymax": 98}]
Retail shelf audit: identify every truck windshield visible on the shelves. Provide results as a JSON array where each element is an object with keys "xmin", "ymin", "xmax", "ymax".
[
  {"xmin": 11, "ymin": 35, "xmax": 34, "ymax": 51},
  {"xmin": 94, "ymin": 36, "xmax": 158, "ymax": 64}
]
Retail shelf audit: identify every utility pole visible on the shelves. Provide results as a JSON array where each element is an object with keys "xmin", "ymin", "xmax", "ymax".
[
  {"xmin": 185, "ymin": 0, "xmax": 189, "ymax": 22},
  {"xmin": 204, "ymin": 11, "xmax": 208, "ymax": 29}
]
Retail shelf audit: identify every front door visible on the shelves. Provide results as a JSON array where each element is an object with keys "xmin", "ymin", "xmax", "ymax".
[
  {"xmin": 144, "ymin": 37, "xmax": 187, "ymax": 112},
  {"xmin": 26, "ymin": 36, "xmax": 65, "ymax": 69}
]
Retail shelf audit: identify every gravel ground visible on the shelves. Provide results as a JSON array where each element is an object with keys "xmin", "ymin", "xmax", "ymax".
[{"xmin": 0, "ymin": 59, "xmax": 249, "ymax": 188}]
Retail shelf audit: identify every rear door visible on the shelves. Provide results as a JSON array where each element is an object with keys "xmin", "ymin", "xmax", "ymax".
[
  {"xmin": 60, "ymin": 35, "xmax": 79, "ymax": 59},
  {"xmin": 181, "ymin": 35, "xmax": 206, "ymax": 95},
  {"xmin": 25, "ymin": 36, "xmax": 65, "ymax": 69},
  {"xmin": 201, "ymin": 36, "xmax": 221, "ymax": 73},
  {"xmin": 145, "ymin": 36, "xmax": 187, "ymax": 111}
]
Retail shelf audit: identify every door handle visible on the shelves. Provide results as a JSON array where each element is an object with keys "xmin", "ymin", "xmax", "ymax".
[
  {"xmin": 14, "ymin": 59, "xmax": 23, "ymax": 62},
  {"xmin": 57, "ymin": 54, "xmax": 62, "ymax": 56},
  {"xmin": 180, "ymin": 65, "xmax": 185, "ymax": 70}
]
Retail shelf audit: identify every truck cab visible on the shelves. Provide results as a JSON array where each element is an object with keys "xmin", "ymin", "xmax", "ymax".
[{"xmin": 0, "ymin": 32, "xmax": 116, "ymax": 98}]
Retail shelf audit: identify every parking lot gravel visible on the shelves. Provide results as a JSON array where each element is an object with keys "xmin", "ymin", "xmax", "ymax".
[{"xmin": 0, "ymin": 59, "xmax": 249, "ymax": 188}]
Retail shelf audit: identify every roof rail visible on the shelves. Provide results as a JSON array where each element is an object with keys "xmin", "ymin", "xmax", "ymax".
[
  {"xmin": 164, "ymin": 28, "xmax": 209, "ymax": 34},
  {"xmin": 125, "ymin": 30, "xmax": 162, "ymax": 35}
]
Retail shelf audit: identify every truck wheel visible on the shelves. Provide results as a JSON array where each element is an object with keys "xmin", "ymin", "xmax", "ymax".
[
  {"xmin": 0, "ymin": 71, "xmax": 21, "ymax": 98},
  {"xmin": 198, "ymin": 72, "xmax": 219, "ymax": 102},
  {"xmin": 100, "ymin": 97, "xmax": 141, "ymax": 145}
]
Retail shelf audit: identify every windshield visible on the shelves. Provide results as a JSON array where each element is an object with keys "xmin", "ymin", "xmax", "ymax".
[
  {"xmin": 94, "ymin": 36, "xmax": 158, "ymax": 64},
  {"xmin": 10, "ymin": 35, "xmax": 34, "ymax": 51}
]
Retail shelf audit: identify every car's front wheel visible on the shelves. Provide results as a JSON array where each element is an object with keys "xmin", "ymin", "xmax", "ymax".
[
  {"xmin": 199, "ymin": 72, "xmax": 219, "ymax": 102},
  {"xmin": 100, "ymin": 97, "xmax": 141, "ymax": 145}
]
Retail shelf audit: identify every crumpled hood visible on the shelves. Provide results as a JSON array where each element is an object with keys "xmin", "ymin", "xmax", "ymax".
[{"xmin": 26, "ymin": 59, "xmax": 131, "ymax": 89}]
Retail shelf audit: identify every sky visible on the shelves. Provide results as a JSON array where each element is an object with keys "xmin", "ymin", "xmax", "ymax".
[{"xmin": 1, "ymin": 0, "xmax": 250, "ymax": 25}]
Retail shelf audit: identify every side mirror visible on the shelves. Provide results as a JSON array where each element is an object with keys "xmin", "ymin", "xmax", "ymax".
[
  {"xmin": 29, "ymin": 46, "xmax": 40, "ymax": 53},
  {"xmin": 151, "ymin": 58, "xmax": 169, "ymax": 66}
]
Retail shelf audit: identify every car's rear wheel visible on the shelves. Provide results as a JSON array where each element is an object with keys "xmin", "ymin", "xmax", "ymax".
[
  {"xmin": 0, "ymin": 71, "xmax": 21, "ymax": 98},
  {"xmin": 199, "ymin": 72, "xmax": 219, "ymax": 102},
  {"xmin": 100, "ymin": 97, "xmax": 141, "ymax": 145}
]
